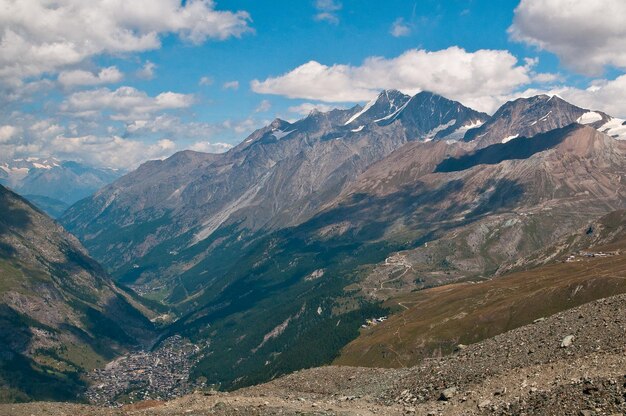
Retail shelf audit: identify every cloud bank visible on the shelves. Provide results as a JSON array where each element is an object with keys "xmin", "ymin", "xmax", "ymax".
[
  {"xmin": 252, "ymin": 47, "xmax": 536, "ymax": 113},
  {"xmin": 510, "ymin": 0, "xmax": 626, "ymax": 75}
]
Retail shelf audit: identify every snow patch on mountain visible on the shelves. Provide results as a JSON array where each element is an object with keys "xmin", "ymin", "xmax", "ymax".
[
  {"xmin": 423, "ymin": 119, "xmax": 457, "ymax": 141},
  {"xmin": 502, "ymin": 134, "xmax": 519, "ymax": 144},
  {"xmin": 446, "ymin": 119, "xmax": 485, "ymax": 140},
  {"xmin": 344, "ymin": 97, "xmax": 377, "ymax": 125},
  {"xmin": 351, "ymin": 125, "xmax": 364, "ymax": 132},
  {"xmin": 597, "ymin": 117, "xmax": 626, "ymax": 140},
  {"xmin": 272, "ymin": 129, "xmax": 296, "ymax": 140},
  {"xmin": 373, "ymin": 99, "xmax": 410, "ymax": 123},
  {"xmin": 531, "ymin": 111, "xmax": 552, "ymax": 126},
  {"xmin": 577, "ymin": 111, "xmax": 603, "ymax": 124},
  {"xmin": 32, "ymin": 163, "xmax": 53, "ymax": 169}
]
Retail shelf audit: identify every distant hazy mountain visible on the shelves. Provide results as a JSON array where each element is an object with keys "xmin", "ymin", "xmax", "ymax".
[
  {"xmin": 60, "ymin": 91, "xmax": 626, "ymax": 390},
  {"xmin": 0, "ymin": 158, "xmax": 123, "ymax": 217},
  {"xmin": 0, "ymin": 184, "xmax": 153, "ymax": 402}
]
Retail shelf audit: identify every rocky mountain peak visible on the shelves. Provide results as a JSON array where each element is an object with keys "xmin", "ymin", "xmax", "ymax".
[
  {"xmin": 464, "ymin": 94, "xmax": 591, "ymax": 148},
  {"xmin": 391, "ymin": 91, "xmax": 489, "ymax": 141},
  {"xmin": 343, "ymin": 90, "xmax": 411, "ymax": 126},
  {"xmin": 270, "ymin": 118, "xmax": 290, "ymax": 129}
]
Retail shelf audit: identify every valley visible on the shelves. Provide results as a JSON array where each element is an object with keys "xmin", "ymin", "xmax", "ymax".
[
  {"xmin": 3, "ymin": 90, "xmax": 626, "ymax": 412},
  {"xmin": 4, "ymin": 1, "xmax": 626, "ymax": 413},
  {"xmin": 3, "ymin": 291, "xmax": 626, "ymax": 415}
]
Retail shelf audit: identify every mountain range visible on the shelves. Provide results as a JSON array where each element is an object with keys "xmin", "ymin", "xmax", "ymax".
[
  {"xmin": 0, "ymin": 158, "xmax": 123, "ymax": 218},
  {"xmin": 54, "ymin": 90, "xmax": 626, "ymax": 393}
]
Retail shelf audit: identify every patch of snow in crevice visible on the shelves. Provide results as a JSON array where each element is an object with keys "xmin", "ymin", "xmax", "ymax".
[
  {"xmin": 272, "ymin": 129, "xmax": 296, "ymax": 140},
  {"xmin": 502, "ymin": 134, "xmax": 519, "ymax": 143},
  {"xmin": 166, "ymin": 185, "xmax": 187, "ymax": 201},
  {"xmin": 305, "ymin": 269, "xmax": 325, "ymax": 281},
  {"xmin": 351, "ymin": 125, "xmax": 364, "ymax": 132},
  {"xmin": 374, "ymin": 99, "xmax": 411, "ymax": 123},
  {"xmin": 344, "ymin": 97, "xmax": 377, "ymax": 125},
  {"xmin": 32, "ymin": 163, "xmax": 52, "ymax": 169},
  {"xmin": 598, "ymin": 117, "xmax": 626, "ymax": 140},
  {"xmin": 94, "ymin": 189, "xmax": 120, "ymax": 217},
  {"xmin": 576, "ymin": 111, "xmax": 603, "ymax": 124},
  {"xmin": 444, "ymin": 119, "xmax": 485, "ymax": 140},
  {"xmin": 530, "ymin": 111, "xmax": 552, "ymax": 126},
  {"xmin": 423, "ymin": 119, "xmax": 457, "ymax": 141}
]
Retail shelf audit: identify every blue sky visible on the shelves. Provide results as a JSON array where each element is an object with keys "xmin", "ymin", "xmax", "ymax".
[
  {"xmin": 1, "ymin": 0, "xmax": 626, "ymax": 168},
  {"xmin": 131, "ymin": 0, "xmax": 543, "ymax": 122}
]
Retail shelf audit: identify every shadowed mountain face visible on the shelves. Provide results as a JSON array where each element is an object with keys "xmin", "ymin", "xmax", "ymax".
[
  {"xmin": 60, "ymin": 92, "xmax": 626, "ymax": 391},
  {"xmin": 0, "ymin": 185, "xmax": 153, "ymax": 402},
  {"xmin": 435, "ymin": 124, "xmax": 578, "ymax": 172}
]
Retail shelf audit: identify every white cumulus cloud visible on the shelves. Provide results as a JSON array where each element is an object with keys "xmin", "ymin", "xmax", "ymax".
[
  {"xmin": 188, "ymin": 141, "xmax": 233, "ymax": 153},
  {"xmin": 58, "ymin": 66, "xmax": 123, "ymax": 87},
  {"xmin": 255, "ymin": 99, "xmax": 272, "ymax": 113},
  {"xmin": 60, "ymin": 86, "xmax": 195, "ymax": 121},
  {"xmin": 314, "ymin": 0, "xmax": 342, "ymax": 24},
  {"xmin": 223, "ymin": 80, "xmax": 240, "ymax": 90},
  {"xmin": 50, "ymin": 135, "xmax": 177, "ymax": 169},
  {"xmin": 199, "ymin": 76, "xmax": 214, "ymax": 86},
  {"xmin": 287, "ymin": 103, "xmax": 339, "ymax": 116},
  {"xmin": 0, "ymin": 0, "xmax": 252, "ymax": 83},
  {"xmin": 510, "ymin": 0, "xmax": 626, "ymax": 75},
  {"xmin": 125, "ymin": 114, "xmax": 218, "ymax": 139},
  {"xmin": 390, "ymin": 18, "xmax": 411, "ymax": 37},
  {"xmin": 0, "ymin": 125, "xmax": 19, "ymax": 143},
  {"xmin": 136, "ymin": 61, "xmax": 157, "ymax": 80},
  {"xmin": 252, "ymin": 47, "xmax": 533, "ymax": 113}
]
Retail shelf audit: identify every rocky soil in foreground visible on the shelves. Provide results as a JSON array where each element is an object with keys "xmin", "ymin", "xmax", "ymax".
[{"xmin": 3, "ymin": 293, "xmax": 626, "ymax": 415}]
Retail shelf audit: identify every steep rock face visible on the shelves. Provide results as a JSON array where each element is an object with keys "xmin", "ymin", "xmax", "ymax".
[
  {"xmin": 344, "ymin": 90, "xmax": 489, "ymax": 142},
  {"xmin": 464, "ymin": 95, "xmax": 596, "ymax": 147},
  {"xmin": 393, "ymin": 91, "xmax": 489, "ymax": 141},
  {"xmin": 0, "ymin": 185, "xmax": 153, "ymax": 402},
  {"xmin": 61, "ymin": 92, "xmax": 483, "ymax": 285},
  {"xmin": 343, "ymin": 89, "xmax": 411, "ymax": 127}
]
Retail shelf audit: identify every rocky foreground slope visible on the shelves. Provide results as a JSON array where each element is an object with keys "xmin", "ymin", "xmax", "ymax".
[{"xmin": 3, "ymin": 292, "xmax": 625, "ymax": 415}]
